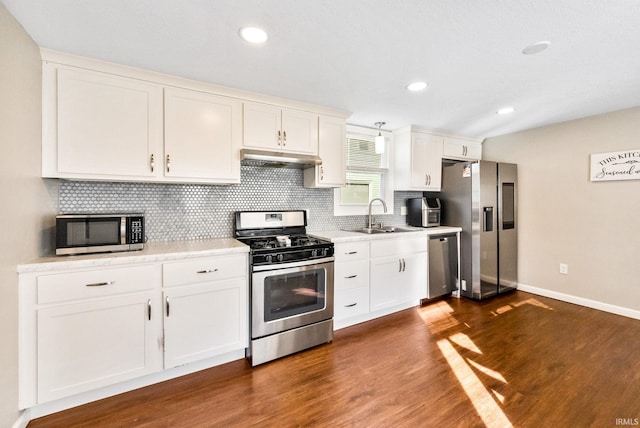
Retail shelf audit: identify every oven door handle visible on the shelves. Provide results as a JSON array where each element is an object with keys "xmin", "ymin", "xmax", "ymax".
[{"xmin": 252, "ymin": 256, "xmax": 335, "ymax": 272}]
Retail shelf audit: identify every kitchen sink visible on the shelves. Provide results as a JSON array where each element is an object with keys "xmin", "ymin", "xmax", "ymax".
[{"xmin": 346, "ymin": 226, "xmax": 416, "ymax": 234}]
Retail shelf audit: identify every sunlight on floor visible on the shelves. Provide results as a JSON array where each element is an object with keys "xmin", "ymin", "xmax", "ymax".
[
  {"xmin": 437, "ymin": 338, "xmax": 513, "ymax": 428},
  {"xmin": 420, "ymin": 296, "xmax": 556, "ymax": 426},
  {"xmin": 417, "ymin": 300, "xmax": 461, "ymax": 334},
  {"xmin": 449, "ymin": 332, "xmax": 482, "ymax": 354},
  {"xmin": 490, "ymin": 297, "xmax": 554, "ymax": 317}
]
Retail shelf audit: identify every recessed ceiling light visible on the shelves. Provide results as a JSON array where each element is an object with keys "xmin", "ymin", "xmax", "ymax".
[
  {"xmin": 407, "ymin": 81, "xmax": 427, "ymax": 92},
  {"xmin": 239, "ymin": 27, "xmax": 268, "ymax": 44},
  {"xmin": 522, "ymin": 41, "xmax": 550, "ymax": 55},
  {"xmin": 497, "ymin": 107, "xmax": 515, "ymax": 115}
]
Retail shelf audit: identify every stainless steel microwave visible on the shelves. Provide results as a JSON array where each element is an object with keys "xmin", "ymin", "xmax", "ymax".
[{"xmin": 55, "ymin": 214, "xmax": 145, "ymax": 256}]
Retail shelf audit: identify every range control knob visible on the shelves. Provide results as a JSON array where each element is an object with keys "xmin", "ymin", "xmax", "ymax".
[
  {"xmin": 311, "ymin": 249, "xmax": 318, "ymax": 257},
  {"xmin": 321, "ymin": 248, "xmax": 328, "ymax": 257},
  {"xmin": 276, "ymin": 253, "xmax": 284, "ymax": 262},
  {"xmin": 265, "ymin": 255, "xmax": 273, "ymax": 264}
]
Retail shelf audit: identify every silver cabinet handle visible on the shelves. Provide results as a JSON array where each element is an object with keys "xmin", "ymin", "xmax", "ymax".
[
  {"xmin": 345, "ymin": 251, "xmax": 358, "ymax": 255},
  {"xmin": 402, "ymin": 258, "xmax": 406, "ymax": 272},
  {"xmin": 399, "ymin": 259, "xmax": 402, "ymax": 272},
  {"xmin": 282, "ymin": 130, "xmax": 286, "ymax": 146},
  {"xmin": 197, "ymin": 269, "xmax": 218, "ymax": 274},
  {"xmin": 345, "ymin": 274, "xmax": 358, "ymax": 279},
  {"xmin": 150, "ymin": 154, "xmax": 155, "ymax": 172},
  {"xmin": 320, "ymin": 166, "xmax": 324, "ymax": 181},
  {"xmin": 85, "ymin": 281, "xmax": 115, "ymax": 287},
  {"xmin": 345, "ymin": 303, "xmax": 358, "ymax": 308},
  {"xmin": 278, "ymin": 130, "xmax": 282, "ymax": 146},
  {"xmin": 166, "ymin": 154, "xmax": 171, "ymax": 173},
  {"xmin": 165, "ymin": 296, "xmax": 170, "ymax": 317},
  {"xmin": 147, "ymin": 299, "xmax": 152, "ymax": 321}
]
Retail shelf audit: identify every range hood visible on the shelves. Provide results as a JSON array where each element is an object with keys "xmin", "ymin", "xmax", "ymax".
[{"xmin": 240, "ymin": 149, "xmax": 322, "ymax": 169}]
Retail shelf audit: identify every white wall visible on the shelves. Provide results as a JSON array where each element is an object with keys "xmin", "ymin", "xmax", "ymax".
[
  {"xmin": 483, "ymin": 107, "xmax": 640, "ymax": 313},
  {"xmin": 0, "ymin": 4, "xmax": 57, "ymax": 427}
]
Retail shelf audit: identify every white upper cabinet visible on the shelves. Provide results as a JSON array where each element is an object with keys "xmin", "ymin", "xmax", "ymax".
[
  {"xmin": 43, "ymin": 65, "xmax": 163, "ymax": 179},
  {"xmin": 164, "ymin": 87, "xmax": 242, "ymax": 183},
  {"xmin": 394, "ymin": 128, "xmax": 443, "ymax": 191},
  {"xmin": 42, "ymin": 60, "xmax": 242, "ymax": 184},
  {"xmin": 442, "ymin": 137, "xmax": 482, "ymax": 161},
  {"xmin": 41, "ymin": 50, "xmax": 349, "ymax": 183},
  {"xmin": 243, "ymin": 101, "xmax": 319, "ymax": 155},
  {"xmin": 303, "ymin": 115, "xmax": 346, "ymax": 188}
]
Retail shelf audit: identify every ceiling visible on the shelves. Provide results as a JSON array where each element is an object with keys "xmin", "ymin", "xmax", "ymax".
[{"xmin": 3, "ymin": 0, "xmax": 640, "ymax": 140}]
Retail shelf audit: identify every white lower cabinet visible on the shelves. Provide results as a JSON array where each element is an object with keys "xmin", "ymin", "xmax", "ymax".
[
  {"xmin": 333, "ymin": 236, "xmax": 428, "ymax": 329},
  {"xmin": 19, "ymin": 251, "xmax": 248, "ymax": 409},
  {"xmin": 370, "ymin": 251, "xmax": 427, "ymax": 312},
  {"xmin": 37, "ymin": 291, "xmax": 162, "ymax": 403},
  {"xmin": 32, "ymin": 264, "xmax": 162, "ymax": 404},
  {"xmin": 162, "ymin": 255, "xmax": 248, "ymax": 369}
]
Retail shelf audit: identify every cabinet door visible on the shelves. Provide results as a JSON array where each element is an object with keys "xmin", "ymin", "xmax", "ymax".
[
  {"xmin": 370, "ymin": 252, "xmax": 427, "ymax": 312},
  {"xmin": 304, "ymin": 115, "xmax": 345, "ymax": 188},
  {"xmin": 164, "ymin": 88, "xmax": 242, "ymax": 183},
  {"xmin": 411, "ymin": 133, "xmax": 443, "ymax": 191},
  {"xmin": 370, "ymin": 256, "xmax": 404, "ymax": 312},
  {"xmin": 443, "ymin": 137, "xmax": 482, "ymax": 161},
  {"xmin": 243, "ymin": 101, "xmax": 281, "ymax": 150},
  {"xmin": 281, "ymin": 108, "xmax": 319, "ymax": 154},
  {"xmin": 37, "ymin": 293, "xmax": 162, "ymax": 403},
  {"xmin": 163, "ymin": 278, "xmax": 248, "ymax": 369},
  {"xmin": 47, "ymin": 65, "xmax": 163, "ymax": 179},
  {"xmin": 402, "ymin": 251, "xmax": 428, "ymax": 301}
]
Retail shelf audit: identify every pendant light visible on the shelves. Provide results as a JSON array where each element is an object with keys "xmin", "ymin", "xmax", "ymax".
[{"xmin": 374, "ymin": 122, "xmax": 386, "ymax": 154}]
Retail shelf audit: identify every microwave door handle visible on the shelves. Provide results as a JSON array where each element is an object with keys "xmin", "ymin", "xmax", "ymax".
[{"xmin": 120, "ymin": 217, "xmax": 126, "ymax": 244}]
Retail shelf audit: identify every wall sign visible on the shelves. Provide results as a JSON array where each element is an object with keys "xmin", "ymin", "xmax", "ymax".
[{"xmin": 590, "ymin": 149, "xmax": 640, "ymax": 182}]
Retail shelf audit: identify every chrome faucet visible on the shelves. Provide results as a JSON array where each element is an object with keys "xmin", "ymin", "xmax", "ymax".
[{"xmin": 368, "ymin": 198, "xmax": 388, "ymax": 229}]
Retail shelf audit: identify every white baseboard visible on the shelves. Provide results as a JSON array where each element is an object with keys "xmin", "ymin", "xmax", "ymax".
[
  {"xmin": 22, "ymin": 349, "xmax": 245, "ymax": 422},
  {"xmin": 11, "ymin": 410, "xmax": 30, "ymax": 428},
  {"xmin": 517, "ymin": 283, "xmax": 640, "ymax": 320}
]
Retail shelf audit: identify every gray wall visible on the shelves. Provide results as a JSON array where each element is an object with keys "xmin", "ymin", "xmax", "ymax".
[
  {"xmin": 0, "ymin": 4, "xmax": 58, "ymax": 426},
  {"xmin": 483, "ymin": 107, "xmax": 640, "ymax": 312}
]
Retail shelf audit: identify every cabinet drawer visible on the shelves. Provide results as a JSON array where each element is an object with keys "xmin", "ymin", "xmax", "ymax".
[
  {"xmin": 37, "ymin": 265, "xmax": 157, "ymax": 305},
  {"xmin": 163, "ymin": 254, "xmax": 247, "ymax": 287},
  {"xmin": 334, "ymin": 242, "xmax": 369, "ymax": 261},
  {"xmin": 370, "ymin": 237, "xmax": 427, "ymax": 258},
  {"xmin": 334, "ymin": 259, "xmax": 369, "ymax": 292},
  {"xmin": 334, "ymin": 287, "xmax": 370, "ymax": 320}
]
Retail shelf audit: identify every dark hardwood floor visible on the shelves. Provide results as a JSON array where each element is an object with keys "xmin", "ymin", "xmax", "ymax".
[{"xmin": 29, "ymin": 291, "xmax": 640, "ymax": 427}]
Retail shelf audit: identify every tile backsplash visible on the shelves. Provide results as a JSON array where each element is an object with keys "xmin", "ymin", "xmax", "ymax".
[{"xmin": 59, "ymin": 166, "xmax": 422, "ymax": 242}]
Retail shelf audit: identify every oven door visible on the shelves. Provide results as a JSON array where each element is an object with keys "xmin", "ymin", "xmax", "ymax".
[{"xmin": 251, "ymin": 258, "xmax": 334, "ymax": 339}]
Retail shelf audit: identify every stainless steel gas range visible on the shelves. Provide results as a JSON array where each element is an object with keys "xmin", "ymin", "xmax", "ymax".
[{"xmin": 234, "ymin": 210, "xmax": 334, "ymax": 366}]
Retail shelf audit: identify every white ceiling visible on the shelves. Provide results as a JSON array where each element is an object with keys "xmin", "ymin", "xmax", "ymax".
[{"xmin": 3, "ymin": 0, "xmax": 640, "ymax": 139}]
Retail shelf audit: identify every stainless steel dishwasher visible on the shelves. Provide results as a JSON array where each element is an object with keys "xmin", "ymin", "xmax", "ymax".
[{"xmin": 427, "ymin": 234, "xmax": 458, "ymax": 299}]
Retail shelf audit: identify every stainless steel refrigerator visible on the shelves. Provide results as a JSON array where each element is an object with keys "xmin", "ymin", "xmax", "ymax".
[{"xmin": 439, "ymin": 161, "xmax": 517, "ymax": 300}]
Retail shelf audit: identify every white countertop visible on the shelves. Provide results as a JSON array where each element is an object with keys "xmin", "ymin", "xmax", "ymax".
[
  {"xmin": 17, "ymin": 238, "xmax": 249, "ymax": 273},
  {"xmin": 309, "ymin": 226, "xmax": 462, "ymax": 243}
]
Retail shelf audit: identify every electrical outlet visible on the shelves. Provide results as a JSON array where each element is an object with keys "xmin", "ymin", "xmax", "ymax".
[
  {"xmin": 560, "ymin": 263, "xmax": 569, "ymax": 275},
  {"xmin": 461, "ymin": 279, "xmax": 467, "ymax": 291},
  {"xmin": 400, "ymin": 206, "xmax": 407, "ymax": 216}
]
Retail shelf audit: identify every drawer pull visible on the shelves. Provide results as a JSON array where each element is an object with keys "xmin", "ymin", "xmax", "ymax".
[
  {"xmin": 165, "ymin": 296, "xmax": 170, "ymax": 317},
  {"xmin": 147, "ymin": 299, "xmax": 152, "ymax": 321},
  {"xmin": 345, "ymin": 303, "xmax": 358, "ymax": 308},
  {"xmin": 197, "ymin": 269, "xmax": 218, "ymax": 274},
  {"xmin": 345, "ymin": 251, "xmax": 358, "ymax": 255},
  {"xmin": 85, "ymin": 281, "xmax": 115, "ymax": 287},
  {"xmin": 345, "ymin": 275, "xmax": 358, "ymax": 279}
]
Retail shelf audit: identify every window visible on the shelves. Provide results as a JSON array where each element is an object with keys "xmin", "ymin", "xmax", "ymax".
[{"xmin": 333, "ymin": 125, "xmax": 394, "ymax": 216}]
